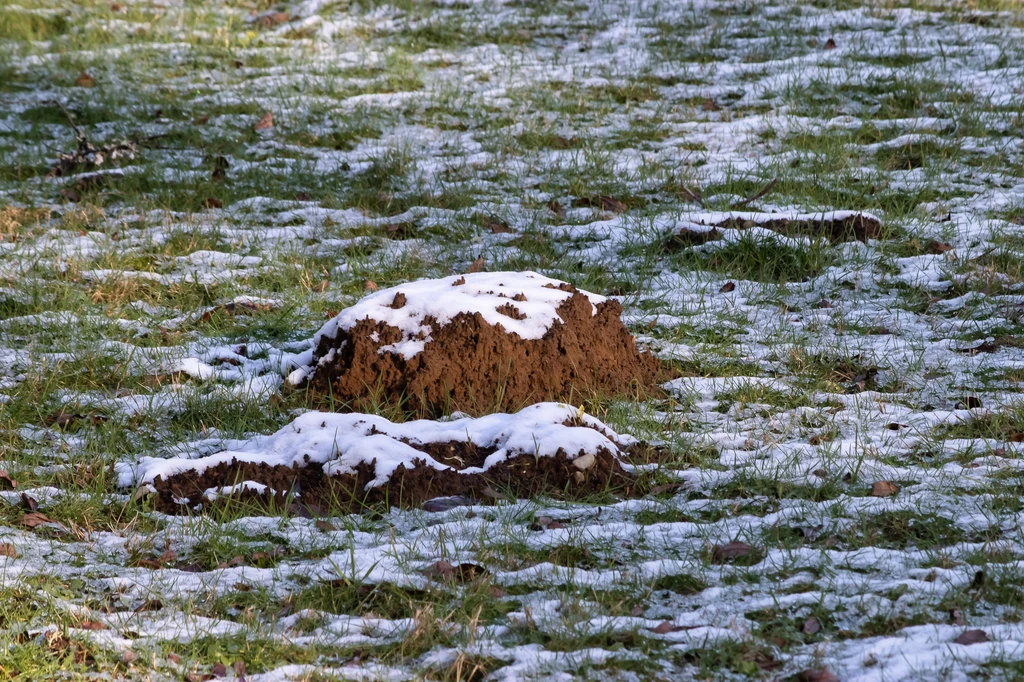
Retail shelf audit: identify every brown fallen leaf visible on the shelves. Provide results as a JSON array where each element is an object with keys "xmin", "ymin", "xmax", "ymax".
[
  {"xmin": 254, "ymin": 111, "xmax": 274, "ymax": 130},
  {"xmin": 824, "ymin": 37, "xmax": 837, "ymax": 49},
  {"xmin": 711, "ymin": 541, "xmax": 756, "ymax": 564},
  {"xmin": 954, "ymin": 629, "xmax": 989, "ymax": 645},
  {"xmin": 134, "ymin": 599, "xmax": 163, "ymax": 613},
  {"xmin": 211, "ymin": 662, "xmax": 228, "ymax": 677},
  {"xmin": 648, "ymin": 620, "xmax": 684, "ymax": 634},
  {"xmin": 488, "ymin": 220, "xmax": 513, "ymax": 234},
  {"xmin": 798, "ymin": 668, "xmax": 839, "ymax": 682},
  {"xmin": 719, "ymin": 281, "xmax": 736, "ymax": 293},
  {"xmin": 17, "ymin": 512, "xmax": 53, "ymax": 528},
  {"xmin": 956, "ymin": 342, "xmax": 998, "ymax": 355},
  {"xmin": 201, "ymin": 197, "xmax": 223, "ymax": 209},
  {"xmin": 424, "ymin": 560, "xmax": 489, "ymax": 583},
  {"xmin": 871, "ymin": 481, "xmax": 900, "ymax": 497},
  {"xmin": 467, "ymin": 256, "xmax": 486, "ymax": 273},
  {"xmin": 75, "ymin": 71, "xmax": 97, "ymax": 87},
  {"xmin": 547, "ymin": 199, "xmax": 565, "ymax": 218},
  {"xmin": 193, "ymin": 115, "xmax": 210, "ymax": 126},
  {"xmin": 0, "ymin": 470, "xmax": 15, "ymax": 489},
  {"xmin": 926, "ymin": 240, "xmax": 953, "ymax": 254},
  {"xmin": 702, "ymin": 98, "xmax": 721, "ymax": 111},
  {"xmin": 314, "ymin": 520, "xmax": 337, "ymax": 532},
  {"xmin": 572, "ymin": 195, "xmax": 628, "ymax": 213},
  {"xmin": 75, "ymin": 620, "xmax": 107, "ymax": 630},
  {"xmin": 0, "ymin": 543, "xmax": 17, "ymax": 558}
]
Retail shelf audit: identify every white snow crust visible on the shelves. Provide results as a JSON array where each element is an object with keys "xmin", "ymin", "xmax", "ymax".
[{"xmin": 310, "ymin": 271, "xmax": 604, "ymax": 360}]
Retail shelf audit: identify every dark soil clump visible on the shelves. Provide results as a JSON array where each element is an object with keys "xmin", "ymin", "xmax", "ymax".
[
  {"xmin": 665, "ymin": 213, "xmax": 881, "ymax": 250},
  {"xmin": 148, "ymin": 445, "xmax": 655, "ymax": 515},
  {"xmin": 302, "ymin": 287, "xmax": 664, "ymax": 417}
]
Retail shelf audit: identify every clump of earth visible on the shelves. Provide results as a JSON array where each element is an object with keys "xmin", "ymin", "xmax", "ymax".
[
  {"xmin": 288, "ymin": 271, "xmax": 664, "ymax": 416},
  {"xmin": 120, "ymin": 403, "xmax": 661, "ymax": 514}
]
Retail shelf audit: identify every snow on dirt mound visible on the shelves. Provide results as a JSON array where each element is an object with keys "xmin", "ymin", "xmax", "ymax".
[
  {"xmin": 118, "ymin": 402, "xmax": 658, "ymax": 513},
  {"xmin": 290, "ymin": 271, "xmax": 663, "ymax": 416}
]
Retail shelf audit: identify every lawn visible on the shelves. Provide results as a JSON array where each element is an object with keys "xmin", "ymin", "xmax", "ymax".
[{"xmin": 2, "ymin": 0, "xmax": 1024, "ymax": 680}]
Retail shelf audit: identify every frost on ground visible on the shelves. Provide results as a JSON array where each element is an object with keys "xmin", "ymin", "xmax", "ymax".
[{"xmin": 2, "ymin": 0, "xmax": 1024, "ymax": 680}]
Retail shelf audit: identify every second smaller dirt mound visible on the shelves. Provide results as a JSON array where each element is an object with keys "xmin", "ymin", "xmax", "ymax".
[
  {"xmin": 291, "ymin": 271, "xmax": 663, "ymax": 416},
  {"xmin": 119, "ymin": 403, "xmax": 660, "ymax": 513}
]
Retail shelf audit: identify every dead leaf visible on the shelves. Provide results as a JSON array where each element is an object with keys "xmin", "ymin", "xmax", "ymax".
[
  {"xmin": 959, "ymin": 395, "xmax": 983, "ymax": 409},
  {"xmin": 467, "ymin": 256, "xmax": 486, "ymax": 273},
  {"xmin": 926, "ymin": 240, "xmax": 953, "ymax": 254},
  {"xmin": 0, "ymin": 543, "xmax": 17, "ymax": 558},
  {"xmin": 719, "ymin": 281, "xmax": 736, "ymax": 293},
  {"xmin": 702, "ymin": 98, "xmax": 721, "ymax": 111},
  {"xmin": 630, "ymin": 605, "xmax": 645, "ymax": 617},
  {"xmin": 547, "ymin": 199, "xmax": 565, "ymax": 217},
  {"xmin": 649, "ymin": 481, "xmax": 686, "ymax": 496},
  {"xmin": 711, "ymin": 541, "xmax": 756, "ymax": 564},
  {"xmin": 76, "ymin": 620, "xmax": 107, "ymax": 630},
  {"xmin": 193, "ymin": 115, "xmax": 210, "ymax": 126},
  {"xmin": 424, "ymin": 560, "xmax": 489, "ymax": 583},
  {"xmin": 956, "ymin": 342, "xmax": 998, "ymax": 355},
  {"xmin": 364, "ymin": 279, "xmax": 378, "ymax": 291},
  {"xmin": 488, "ymin": 220, "xmax": 513, "ymax": 234},
  {"xmin": 0, "ymin": 470, "xmax": 15, "ymax": 489},
  {"xmin": 212, "ymin": 662, "xmax": 228, "ymax": 677},
  {"xmin": 648, "ymin": 620, "xmax": 683, "ymax": 634},
  {"xmin": 120, "ymin": 650, "xmax": 137, "ymax": 664},
  {"xmin": 201, "ymin": 197, "xmax": 223, "ymax": 209},
  {"xmin": 954, "ymin": 629, "xmax": 989, "ymax": 645},
  {"xmin": 572, "ymin": 195, "xmax": 628, "ymax": 213},
  {"xmin": 802, "ymin": 616, "xmax": 821, "ymax": 635},
  {"xmin": 17, "ymin": 512, "xmax": 53, "ymax": 528},
  {"xmin": 254, "ymin": 111, "xmax": 274, "ymax": 130},
  {"xmin": 133, "ymin": 599, "xmax": 163, "ymax": 613},
  {"xmin": 75, "ymin": 71, "xmax": 97, "ymax": 87},
  {"xmin": 824, "ymin": 37, "xmax": 837, "ymax": 49},
  {"xmin": 798, "ymin": 668, "xmax": 839, "ymax": 682},
  {"xmin": 871, "ymin": 481, "xmax": 900, "ymax": 497},
  {"xmin": 314, "ymin": 520, "xmax": 337, "ymax": 532}
]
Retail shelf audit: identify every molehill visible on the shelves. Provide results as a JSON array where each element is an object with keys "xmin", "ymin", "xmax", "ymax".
[{"xmin": 290, "ymin": 271, "xmax": 663, "ymax": 416}]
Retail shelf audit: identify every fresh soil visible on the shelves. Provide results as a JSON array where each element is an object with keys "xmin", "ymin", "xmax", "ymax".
[
  {"xmin": 713, "ymin": 213, "xmax": 882, "ymax": 243},
  {"xmin": 666, "ymin": 213, "xmax": 882, "ymax": 249},
  {"xmin": 301, "ymin": 285, "xmax": 665, "ymax": 416},
  {"xmin": 148, "ymin": 441, "xmax": 657, "ymax": 515}
]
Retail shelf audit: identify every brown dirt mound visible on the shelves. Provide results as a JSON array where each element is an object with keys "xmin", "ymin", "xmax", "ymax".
[
  {"xmin": 148, "ymin": 444, "xmax": 656, "ymax": 515},
  {"xmin": 302, "ymin": 287, "xmax": 664, "ymax": 417},
  {"xmin": 666, "ymin": 213, "xmax": 881, "ymax": 250},
  {"xmin": 713, "ymin": 213, "xmax": 881, "ymax": 243}
]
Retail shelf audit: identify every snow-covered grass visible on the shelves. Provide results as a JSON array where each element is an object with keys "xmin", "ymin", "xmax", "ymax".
[{"xmin": 2, "ymin": 0, "xmax": 1024, "ymax": 680}]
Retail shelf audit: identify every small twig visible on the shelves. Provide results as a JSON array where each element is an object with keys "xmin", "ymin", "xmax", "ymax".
[
  {"xmin": 730, "ymin": 177, "xmax": 779, "ymax": 210},
  {"xmin": 679, "ymin": 184, "xmax": 706, "ymax": 207},
  {"xmin": 49, "ymin": 99, "xmax": 83, "ymax": 139}
]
